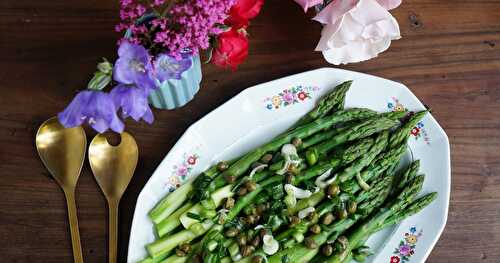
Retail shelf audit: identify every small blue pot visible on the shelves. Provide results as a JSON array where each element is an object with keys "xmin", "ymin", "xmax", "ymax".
[{"xmin": 149, "ymin": 55, "xmax": 202, "ymax": 110}]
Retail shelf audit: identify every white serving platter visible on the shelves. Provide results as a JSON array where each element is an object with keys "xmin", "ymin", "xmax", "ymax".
[{"xmin": 127, "ymin": 68, "xmax": 450, "ymax": 263}]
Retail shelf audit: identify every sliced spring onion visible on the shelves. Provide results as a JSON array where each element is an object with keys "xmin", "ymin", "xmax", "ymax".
[
  {"xmin": 355, "ymin": 172, "xmax": 371, "ymax": 191},
  {"xmin": 263, "ymin": 234, "xmax": 280, "ymax": 255},
  {"xmin": 298, "ymin": 207, "xmax": 315, "ymax": 219},
  {"xmin": 284, "ymin": 184, "xmax": 312, "ymax": 199},
  {"xmin": 249, "ymin": 164, "xmax": 268, "ymax": 178}
]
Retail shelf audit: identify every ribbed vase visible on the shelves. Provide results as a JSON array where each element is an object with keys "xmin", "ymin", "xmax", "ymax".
[{"xmin": 148, "ymin": 54, "xmax": 202, "ymax": 110}]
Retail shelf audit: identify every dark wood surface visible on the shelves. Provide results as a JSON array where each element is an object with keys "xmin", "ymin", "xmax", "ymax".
[{"xmin": 1, "ymin": 0, "xmax": 499, "ymax": 262}]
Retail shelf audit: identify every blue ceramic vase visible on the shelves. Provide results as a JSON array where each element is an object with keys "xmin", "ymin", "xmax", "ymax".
[{"xmin": 149, "ymin": 54, "xmax": 202, "ymax": 110}]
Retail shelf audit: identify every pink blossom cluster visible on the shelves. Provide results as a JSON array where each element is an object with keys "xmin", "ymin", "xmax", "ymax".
[{"xmin": 115, "ymin": 0, "xmax": 235, "ymax": 59}]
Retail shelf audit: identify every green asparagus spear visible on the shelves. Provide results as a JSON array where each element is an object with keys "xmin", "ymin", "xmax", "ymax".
[
  {"xmin": 146, "ymin": 220, "xmax": 213, "ymax": 258},
  {"xmin": 375, "ymin": 192, "xmax": 438, "ymax": 232},
  {"xmin": 313, "ymin": 118, "xmax": 397, "ymax": 156},
  {"xmin": 395, "ymin": 160, "xmax": 420, "ymax": 194},
  {"xmin": 149, "ymin": 180, "xmax": 194, "ymax": 224},
  {"xmin": 340, "ymin": 141, "xmax": 407, "ymax": 194},
  {"xmin": 337, "ymin": 131, "xmax": 390, "ymax": 183},
  {"xmin": 294, "ymin": 81, "xmax": 352, "ymax": 127},
  {"xmin": 295, "ymin": 133, "xmax": 386, "ymax": 185},
  {"xmin": 208, "ymin": 108, "xmax": 378, "ymax": 192},
  {"xmin": 156, "ymin": 202, "xmax": 193, "ymax": 237},
  {"xmin": 328, "ymin": 175, "xmax": 425, "ymax": 263},
  {"xmin": 388, "ymin": 110, "xmax": 428, "ymax": 149},
  {"xmin": 299, "ymin": 110, "xmax": 406, "ymax": 153}
]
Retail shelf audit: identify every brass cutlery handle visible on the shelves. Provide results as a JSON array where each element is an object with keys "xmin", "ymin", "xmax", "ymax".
[
  {"xmin": 64, "ymin": 190, "xmax": 84, "ymax": 263},
  {"xmin": 108, "ymin": 200, "xmax": 119, "ymax": 263}
]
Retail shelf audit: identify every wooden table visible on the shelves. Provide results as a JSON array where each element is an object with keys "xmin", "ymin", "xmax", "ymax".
[{"xmin": 1, "ymin": 0, "xmax": 499, "ymax": 262}]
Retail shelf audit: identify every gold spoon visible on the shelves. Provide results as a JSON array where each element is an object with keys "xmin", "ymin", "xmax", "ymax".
[
  {"xmin": 88, "ymin": 132, "xmax": 138, "ymax": 263},
  {"xmin": 35, "ymin": 117, "xmax": 86, "ymax": 263}
]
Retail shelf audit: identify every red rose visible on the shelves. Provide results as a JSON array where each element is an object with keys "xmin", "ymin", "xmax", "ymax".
[
  {"xmin": 390, "ymin": 256, "xmax": 400, "ymax": 263},
  {"xmin": 226, "ymin": 0, "xmax": 265, "ymax": 28},
  {"xmin": 211, "ymin": 28, "xmax": 249, "ymax": 70}
]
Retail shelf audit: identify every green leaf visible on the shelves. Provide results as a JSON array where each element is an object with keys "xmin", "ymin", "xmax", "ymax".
[
  {"xmin": 97, "ymin": 59, "xmax": 113, "ymax": 74},
  {"xmin": 87, "ymin": 72, "xmax": 111, "ymax": 91}
]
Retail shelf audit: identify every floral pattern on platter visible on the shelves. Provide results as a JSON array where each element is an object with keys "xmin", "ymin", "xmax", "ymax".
[
  {"xmin": 165, "ymin": 152, "xmax": 200, "ymax": 192},
  {"xmin": 264, "ymin": 85, "xmax": 320, "ymax": 110},
  {"xmin": 387, "ymin": 97, "xmax": 431, "ymax": 145},
  {"xmin": 390, "ymin": 226, "xmax": 423, "ymax": 263}
]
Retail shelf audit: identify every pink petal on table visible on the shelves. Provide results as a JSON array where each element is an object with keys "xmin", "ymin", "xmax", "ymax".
[
  {"xmin": 376, "ymin": 0, "xmax": 402, "ymax": 10},
  {"xmin": 313, "ymin": 0, "xmax": 359, "ymax": 24},
  {"xmin": 293, "ymin": 0, "xmax": 323, "ymax": 12}
]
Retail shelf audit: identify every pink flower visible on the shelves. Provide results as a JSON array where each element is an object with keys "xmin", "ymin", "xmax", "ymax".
[
  {"xmin": 177, "ymin": 165, "xmax": 188, "ymax": 176},
  {"xmin": 282, "ymin": 91, "xmax": 296, "ymax": 103},
  {"xmin": 315, "ymin": 0, "xmax": 401, "ymax": 65},
  {"xmin": 187, "ymin": 156, "xmax": 197, "ymax": 165},
  {"xmin": 293, "ymin": 0, "xmax": 323, "ymax": 12}
]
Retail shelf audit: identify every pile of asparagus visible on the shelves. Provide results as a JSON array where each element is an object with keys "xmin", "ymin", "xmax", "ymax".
[{"xmin": 139, "ymin": 81, "xmax": 437, "ymax": 263}]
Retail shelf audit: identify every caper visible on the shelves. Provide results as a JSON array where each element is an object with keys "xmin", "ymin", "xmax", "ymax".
[
  {"xmin": 251, "ymin": 236, "xmax": 261, "ymax": 247},
  {"xmin": 256, "ymin": 203, "xmax": 267, "ymax": 214},
  {"xmin": 225, "ymin": 227, "xmax": 239, "ymax": 237},
  {"xmin": 321, "ymin": 244, "xmax": 333, "ymax": 256},
  {"xmin": 289, "ymin": 215, "xmax": 301, "ymax": 227},
  {"xmin": 238, "ymin": 187, "xmax": 248, "ymax": 196},
  {"xmin": 175, "ymin": 248, "xmax": 186, "ymax": 257},
  {"xmin": 310, "ymin": 224, "xmax": 321, "ymax": 234},
  {"xmin": 251, "ymin": 255, "xmax": 264, "ymax": 263},
  {"xmin": 225, "ymin": 174, "xmax": 236, "ymax": 183},
  {"xmin": 336, "ymin": 236, "xmax": 349, "ymax": 252},
  {"xmin": 192, "ymin": 254, "xmax": 203, "ymax": 263},
  {"xmin": 179, "ymin": 243, "xmax": 191, "ymax": 253},
  {"xmin": 304, "ymin": 237, "xmax": 318, "ymax": 249},
  {"xmin": 246, "ymin": 215, "xmax": 258, "ymax": 225},
  {"xmin": 245, "ymin": 180, "xmax": 257, "ymax": 192},
  {"xmin": 321, "ymin": 212, "xmax": 335, "ymax": 225},
  {"xmin": 224, "ymin": 197, "xmax": 235, "ymax": 209},
  {"xmin": 236, "ymin": 233, "xmax": 247, "ymax": 246},
  {"xmin": 217, "ymin": 161, "xmax": 229, "ymax": 171},
  {"xmin": 285, "ymin": 173, "xmax": 294, "ymax": 184},
  {"xmin": 307, "ymin": 211, "xmax": 318, "ymax": 221},
  {"xmin": 292, "ymin": 137, "xmax": 302, "ymax": 147},
  {"xmin": 288, "ymin": 164, "xmax": 299, "ymax": 175},
  {"xmin": 337, "ymin": 208, "xmax": 348, "ymax": 219},
  {"xmin": 260, "ymin": 154, "xmax": 273, "ymax": 164},
  {"xmin": 218, "ymin": 214, "xmax": 226, "ymax": 225},
  {"xmin": 327, "ymin": 184, "xmax": 340, "ymax": 197},
  {"xmin": 241, "ymin": 245, "xmax": 255, "ymax": 257},
  {"xmin": 347, "ymin": 200, "xmax": 357, "ymax": 214}
]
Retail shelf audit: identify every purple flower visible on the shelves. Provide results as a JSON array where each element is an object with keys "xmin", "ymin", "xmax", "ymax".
[
  {"xmin": 113, "ymin": 41, "xmax": 155, "ymax": 90},
  {"xmin": 154, "ymin": 53, "xmax": 192, "ymax": 81},
  {"xmin": 398, "ymin": 244, "xmax": 412, "ymax": 256},
  {"xmin": 110, "ymin": 84, "xmax": 154, "ymax": 124},
  {"xmin": 58, "ymin": 90, "xmax": 124, "ymax": 133},
  {"xmin": 282, "ymin": 91, "xmax": 296, "ymax": 103}
]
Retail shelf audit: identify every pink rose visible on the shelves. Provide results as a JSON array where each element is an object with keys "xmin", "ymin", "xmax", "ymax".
[
  {"xmin": 314, "ymin": 0, "xmax": 401, "ymax": 65},
  {"xmin": 293, "ymin": 0, "xmax": 323, "ymax": 12}
]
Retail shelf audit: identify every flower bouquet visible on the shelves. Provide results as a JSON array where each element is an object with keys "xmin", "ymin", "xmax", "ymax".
[
  {"xmin": 58, "ymin": 0, "xmax": 264, "ymax": 133},
  {"xmin": 294, "ymin": 0, "xmax": 402, "ymax": 65}
]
